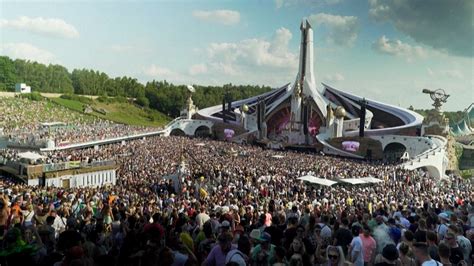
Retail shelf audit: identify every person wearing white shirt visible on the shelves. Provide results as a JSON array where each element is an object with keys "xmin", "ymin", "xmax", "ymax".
[
  {"xmin": 413, "ymin": 242, "xmax": 443, "ymax": 266},
  {"xmin": 349, "ymin": 225, "xmax": 364, "ymax": 266}
]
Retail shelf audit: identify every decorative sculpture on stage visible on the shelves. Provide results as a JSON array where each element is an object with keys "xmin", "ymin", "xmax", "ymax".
[
  {"xmin": 421, "ymin": 88, "xmax": 450, "ymax": 136},
  {"xmin": 422, "ymin": 88, "xmax": 450, "ymax": 112}
]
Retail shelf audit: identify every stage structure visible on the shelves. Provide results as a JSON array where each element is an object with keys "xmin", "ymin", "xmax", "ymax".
[{"xmin": 169, "ymin": 19, "xmax": 448, "ymax": 179}]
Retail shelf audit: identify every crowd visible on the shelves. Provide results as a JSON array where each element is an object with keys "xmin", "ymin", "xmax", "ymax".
[
  {"xmin": 0, "ymin": 97, "xmax": 158, "ymax": 148},
  {"xmin": 0, "ymin": 135, "xmax": 472, "ymax": 266}
]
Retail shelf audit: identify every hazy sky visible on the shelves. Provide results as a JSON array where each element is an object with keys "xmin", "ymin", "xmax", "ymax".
[{"xmin": 1, "ymin": 0, "xmax": 472, "ymax": 111}]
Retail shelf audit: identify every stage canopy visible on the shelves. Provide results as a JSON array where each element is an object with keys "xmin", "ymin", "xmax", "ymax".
[
  {"xmin": 298, "ymin": 175, "xmax": 337, "ymax": 186},
  {"xmin": 17, "ymin": 151, "xmax": 45, "ymax": 161},
  {"xmin": 338, "ymin": 178, "xmax": 368, "ymax": 185},
  {"xmin": 360, "ymin": 177, "xmax": 383, "ymax": 183}
]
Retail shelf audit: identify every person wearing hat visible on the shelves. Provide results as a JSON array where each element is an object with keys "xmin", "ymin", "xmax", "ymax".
[
  {"xmin": 437, "ymin": 213, "xmax": 450, "ymax": 241},
  {"xmin": 219, "ymin": 220, "xmax": 231, "ymax": 234},
  {"xmin": 374, "ymin": 244, "xmax": 401, "ymax": 266},
  {"xmin": 251, "ymin": 232, "xmax": 276, "ymax": 265}
]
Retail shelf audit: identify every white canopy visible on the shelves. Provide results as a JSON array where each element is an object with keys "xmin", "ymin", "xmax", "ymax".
[
  {"xmin": 298, "ymin": 175, "xmax": 337, "ymax": 186},
  {"xmin": 40, "ymin": 122, "xmax": 65, "ymax": 127},
  {"xmin": 338, "ymin": 178, "xmax": 368, "ymax": 185},
  {"xmin": 194, "ymin": 143, "xmax": 206, "ymax": 147},
  {"xmin": 17, "ymin": 151, "xmax": 45, "ymax": 161},
  {"xmin": 272, "ymin": 155, "xmax": 285, "ymax": 159},
  {"xmin": 360, "ymin": 177, "xmax": 383, "ymax": 183}
]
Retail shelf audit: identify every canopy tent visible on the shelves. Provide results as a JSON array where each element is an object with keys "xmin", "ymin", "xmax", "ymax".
[
  {"xmin": 271, "ymin": 155, "xmax": 285, "ymax": 159},
  {"xmin": 297, "ymin": 175, "xmax": 337, "ymax": 186},
  {"xmin": 359, "ymin": 177, "xmax": 383, "ymax": 184},
  {"xmin": 338, "ymin": 178, "xmax": 368, "ymax": 185},
  {"xmin": 40, "ymin": 122, "xmax": 66, "ymax": 127},
  {"xmin": 194, "ymin": 143, "xmax": 206, "ymax": 147},
  {"xmin": 17, "ymin": 151, "xmax": 45, "ymax": 161}
]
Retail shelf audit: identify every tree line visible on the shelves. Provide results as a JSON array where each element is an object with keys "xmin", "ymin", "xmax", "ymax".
[{"xmin": 0, "ymin": 56, "xmax": 271, "ymax": 117}]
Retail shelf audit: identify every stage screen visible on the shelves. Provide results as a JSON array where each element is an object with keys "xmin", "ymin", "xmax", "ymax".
[{"xmin": 342, "ymin": 141, "xmax": 360, "ymax": 152}]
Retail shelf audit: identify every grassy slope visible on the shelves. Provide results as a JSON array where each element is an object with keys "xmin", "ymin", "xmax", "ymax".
[{"xmin": 51, "ymin": 98, "xmax": 170, "ymax": 127}]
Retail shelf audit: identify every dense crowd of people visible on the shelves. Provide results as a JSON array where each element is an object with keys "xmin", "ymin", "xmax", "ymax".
[
  {"xmin": 0, "ymin": 97, "xmax": 158, "ymax": 148},
  {"xmin": 0, "ymin": 135, "xmax": 472, "ymax": 266}
]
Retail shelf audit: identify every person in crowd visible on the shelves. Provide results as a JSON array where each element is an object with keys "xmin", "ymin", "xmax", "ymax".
[{"xmin": 413, "ymin": 242, "xmax": 442, "ymax": 266}]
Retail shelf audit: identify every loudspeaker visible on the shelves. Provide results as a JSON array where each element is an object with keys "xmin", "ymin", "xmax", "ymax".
[
  {"xmin": 366, "ymin": 149, "xmax": 372, "ymax": 160},
  {"xmin": 257, "ymin": 101, "xmax": 261, "ymax": 131},
  {"xmin": 359, "ymin": 104, "xmax": 366, "ymax": 137},
  {"xmin": 222, "ymin": 98, "xmax": 226, "ymax": 123}
]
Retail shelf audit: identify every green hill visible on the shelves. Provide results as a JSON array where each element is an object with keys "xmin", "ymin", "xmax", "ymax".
[{"xmin": 50, "ymin": 95, "xmax": 169, "ymax": 127}]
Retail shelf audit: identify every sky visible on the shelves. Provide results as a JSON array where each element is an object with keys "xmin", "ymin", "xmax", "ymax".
[{"xmin": 0, "ymin": 0, "xmax": 472, "ymax": 111}]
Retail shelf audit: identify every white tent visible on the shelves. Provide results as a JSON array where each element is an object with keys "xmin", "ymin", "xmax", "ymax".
[
  {"xmin": 298, "ymin": 175, "xmax": 337, "ymax": 186},
  {"xmin": 272, "ymin": 155, "xmax": 285, "ymax": 159},
  {"xmin": 17, "ymin": 151, "xmax": 45, "ymax": 161},
  {"xmin": 359, "ymin": 177, "xmax": 383, "ymax": 184},
  {"xmin": 338, "ymin": 178, "xmax": 368, "ymax": 185},
  {"xmin": 194, "ymin": 143, "xmax": 206, "ymax": 147}
]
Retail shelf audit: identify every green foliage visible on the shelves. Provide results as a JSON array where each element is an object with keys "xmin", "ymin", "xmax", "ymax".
[
  {"xmin": 136, "ymin": 96, "xmax": 149, "ymax": 107},
  {"xmin": 0, "ymin": 56, "xmax": 272, "ymax": 118},
  {"xmin": 414, "ymin": 109, "xmax": 465, "ymax": 125},
  {"xmin": 52, "ymin": 97, "xmax": 169, "ymax": 127},
  {"xmin": 145, "ymin": 81, "xmax": 271, "ymax": 117},
  {"xmin": 60, "ymin": 94, "xmax": 93, "ymax": 104},
  {"xmin": 51, "ymin": 98, "xmax": 86, "ymax": 113},
  {"xmin": 17, "ymin": 91, "xmax": 44, "ymax": 101}
]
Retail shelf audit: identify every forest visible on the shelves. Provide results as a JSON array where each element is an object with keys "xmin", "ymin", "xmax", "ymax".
[{"xmin": 0, "ymin": 56, "xmax": 271, "ymax": 117}]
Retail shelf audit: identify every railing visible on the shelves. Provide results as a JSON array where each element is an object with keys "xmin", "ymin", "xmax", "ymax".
[{"xmin": 42, "ymin": 160, "xmax": 115, "ymax": 173}]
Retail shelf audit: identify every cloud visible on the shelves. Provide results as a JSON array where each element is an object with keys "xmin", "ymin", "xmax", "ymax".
[
  {"xmin": 427, "ymin": 68, "xmax": 435, "ymax": 77},
  {"xmin": 372, "ymin": 36, "xmax": 427, "ymax": 59},
  {"xmin": 0, "ymin": 16, "xmax": 79, "ymax": 39},
  {"xmin": 324, "ymin": 73, "xmax": 345, "ymax": 82},
  {"xmin": 143, "ymin": 64, "xmax": 182, "ymax": 81},
  {"xmin": 275, "ymin": 0, "xmax": 342, "ymax": 9},
  {"xmin": 207, "ymin": 27, "xmax": 298, "ymax": 72},
  {"xmin": 440, "ymin": 70, "xmax": 464, "ymax": 79},
  {"xmin": 308, "ymin": 13, "xmax": 359, "ymax": 46},
  {"xmin": 192, "ymin": 10, "xmax": 240, "ymax": 25},
  {"xmin": 428, "ymin": 68, "xmax": 464, "ymax": 79},
  {"xmin": 0, "ymin": 42, "xmax": 56, "ymax": 64},
  {"xmin": 368, "ymin": 0, "xmax": 473, "ymax": 57},
  {"xmin": 189, "ymin": 64, "xmax": 208, "ymax": 75},
  {"xmin": 110, "ymin": 45, "xmax": 134, "ymax": 53}
]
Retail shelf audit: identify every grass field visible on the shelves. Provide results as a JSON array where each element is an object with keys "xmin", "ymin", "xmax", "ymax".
[{"xmin": 51, "ymin": 98, "xmax": 170, "ymax": 127}]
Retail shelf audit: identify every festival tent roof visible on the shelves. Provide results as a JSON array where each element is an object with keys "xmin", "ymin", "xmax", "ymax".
[
  {"xmin": 338, "ymin": 178, "xmax": 369, "ymax": 185},
  {"xmin": 40, "ymin": 122, "xmax": 66, "ymax": 127},
  {"xmin": 458, "ymin": 120, "xmax": 471, "ymax": 135},
  {"xmin": 297, "ymin": 175, "xmax": 337, "ymax": 186},
  {"xmin": 359, "ymin": 177, "xmax": 383, "ymax": 183},
  {"xmin": 194, "ymin": 143, "xmax": 206, "ymax": 147},
  {"xmin": 17, "ymin": 151, "xmax": 45, "ymax": 161},
  {"xmin": 272, "ymin": 155, "xmax": 285, "ymax": 159}
]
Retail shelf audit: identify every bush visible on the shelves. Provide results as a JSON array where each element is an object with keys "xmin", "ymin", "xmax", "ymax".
[
  {"xmin": 136, "ymin": 96, "xmax": 149, "ymax": 107},
  {"xmin": 18, "ymin": 92, "xmax": 43, "ymax": 101},
  {"xmin": 96, "ymin": 96, "xmax": 110, "ymax": 103},
  {"xmin": 60, "ymin": 94, "xmax": 93, "ymax": 104}
]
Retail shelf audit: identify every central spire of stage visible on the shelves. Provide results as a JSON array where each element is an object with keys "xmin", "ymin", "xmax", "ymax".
[{"xmin": 293, "ymin": 19, "xmax": 327, "ymax": 119}]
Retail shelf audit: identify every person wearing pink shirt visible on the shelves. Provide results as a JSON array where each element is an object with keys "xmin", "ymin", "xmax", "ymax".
[{"xmin": 360, "ymin": 225, "xmax": 376, "ymax": 266}]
